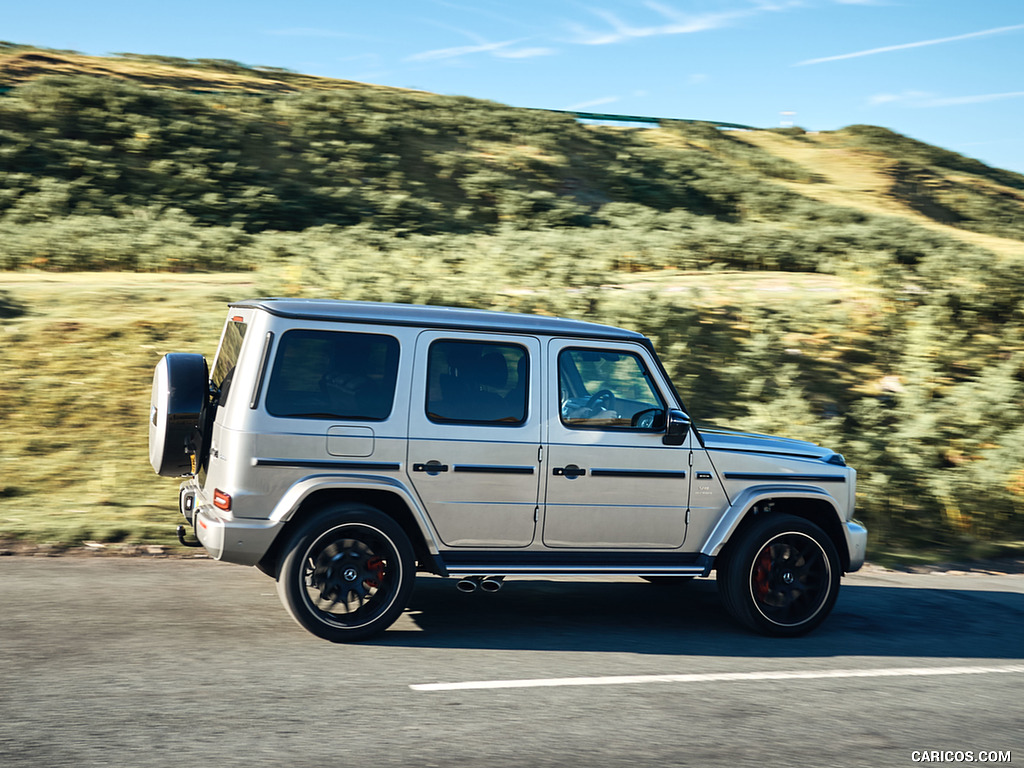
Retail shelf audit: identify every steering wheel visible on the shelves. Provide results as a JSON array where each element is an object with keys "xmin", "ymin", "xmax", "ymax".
[{"xmin": 585, "ymin": 389, "xmax": 615, "ymax": 412}]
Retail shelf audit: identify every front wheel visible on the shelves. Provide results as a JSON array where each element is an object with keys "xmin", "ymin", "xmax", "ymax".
[
  {"xmin": 276, "ymin": 504, "xmax": 415, "ymax": 642},
  {"xmin": 717, "ymin": 514, "xmax": 840, "ymax": 637}
]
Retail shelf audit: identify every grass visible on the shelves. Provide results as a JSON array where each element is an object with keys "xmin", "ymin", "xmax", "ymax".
[
  {"xmin": 732, "ymin": 130, "xmax": 1024, "ymax": 260},
  {"xmin": 0, "ymin": 272, "xmax": 261, "ymax": 547},
  {"xmin": 0, "ymin": 44, "xmax": 410, "ymax": 95}
]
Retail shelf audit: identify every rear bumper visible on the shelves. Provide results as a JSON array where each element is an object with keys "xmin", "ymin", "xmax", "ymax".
[
  {"xmin": 193, "ymin": 508, "xmax": 284, "ymax": 566},
  {"xmin": 179, "ymin": 480, "xmax": 284, "ymax": 566},
  {"xmin": 844, "ymin": 520, "xmax": 868, "ymax": 573}
]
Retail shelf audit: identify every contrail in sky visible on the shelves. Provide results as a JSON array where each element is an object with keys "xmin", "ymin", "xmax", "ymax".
[{"xmin": 797, "ymin": 22, "xmax": 1024, "ymax": 66}]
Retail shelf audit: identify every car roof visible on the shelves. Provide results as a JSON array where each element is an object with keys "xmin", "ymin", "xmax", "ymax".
[{"xmin": 231, "ymin": 298, "xmax": 647, "ymax": 342}]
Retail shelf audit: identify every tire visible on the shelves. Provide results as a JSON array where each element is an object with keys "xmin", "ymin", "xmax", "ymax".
[
  {"xmin": 149, "ymin": 353, "xmax": 208, "ymax": 477},
  {"xmin": 717, "ymin": 514, "xmax": 840, "ymax": 637},
  {"xmin": 276, "ymin": 504, "xmax": 415, "ymax": 642}
]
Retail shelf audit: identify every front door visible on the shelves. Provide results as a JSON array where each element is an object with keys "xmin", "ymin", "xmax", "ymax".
[
  {"xmin": 542, "ymin": 340, "xmax": 690, "ymax": 549},
  {"xmin": 407, "ymin": 332, "xmax": 542, "ymax": 548}
]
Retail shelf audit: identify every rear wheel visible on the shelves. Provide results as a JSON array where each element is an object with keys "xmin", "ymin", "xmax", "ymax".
[
  {"xmin": 717, "ymin": 514, "xmax": 840, "ymax": 637},
  {"xmin": 276, "ymin": 504, "xmax": 415, "ymax": 642}
]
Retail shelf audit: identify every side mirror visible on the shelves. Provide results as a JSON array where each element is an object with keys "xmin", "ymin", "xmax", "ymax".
[{"xmin": 662, "ymin": 409, "xmax": 691, "ymax": 446}]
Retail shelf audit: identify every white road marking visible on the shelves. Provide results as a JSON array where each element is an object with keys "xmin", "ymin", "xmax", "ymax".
[{"xmin": 410, "ymin": 664, "xmax": 1024, "ymax": 692}]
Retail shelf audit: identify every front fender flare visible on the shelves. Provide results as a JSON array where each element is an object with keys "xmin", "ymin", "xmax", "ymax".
[{"xmin": 699, "ymin": 484, "xmax": 845, "ymax": 562}]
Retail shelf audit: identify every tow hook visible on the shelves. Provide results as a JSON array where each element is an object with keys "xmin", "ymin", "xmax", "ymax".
[{"xmin": 176, "ymin": 525, "xmax": 203, "ymax": 548}]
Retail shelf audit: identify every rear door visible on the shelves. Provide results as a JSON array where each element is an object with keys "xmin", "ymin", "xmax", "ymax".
[{"xmin": 406, "ymin": 332, "xmax": 542, "ymax": 548}]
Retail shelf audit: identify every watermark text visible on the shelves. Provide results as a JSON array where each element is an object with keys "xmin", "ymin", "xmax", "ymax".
[{"xmin": 911, "ymin": 751, "xmax": 1011, "ymax": 763}]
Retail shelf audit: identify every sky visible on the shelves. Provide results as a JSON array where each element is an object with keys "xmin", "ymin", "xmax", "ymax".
[{"xmin": 6, "ymin": 0, "xmax": 1024, "ymax": 173}]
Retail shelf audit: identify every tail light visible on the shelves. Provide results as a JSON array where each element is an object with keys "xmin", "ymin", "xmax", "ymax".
[{"xmin": 213, "ymin": 489, "xmax": 232, "ymax": 511}]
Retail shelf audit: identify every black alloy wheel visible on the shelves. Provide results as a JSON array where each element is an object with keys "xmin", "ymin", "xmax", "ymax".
[
  {"xmin": 718, "ymin": 513, "xmax": 840, "ymax": 637},
  {"xmin": 277, "ymin": 504, "xmax": 415, "ymax": 642}
]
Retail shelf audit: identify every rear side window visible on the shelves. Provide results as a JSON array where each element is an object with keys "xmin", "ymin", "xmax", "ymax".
[
  {"xmin": 426, "ymin": 340, "xmax": 528, "ymax": 425},
  {"xmin": 211, "ymin": 319, "xmax": 247, "ymax": 406},
  {"xmin": 265, "ymin": 330, "xmax": 400, "ymax": 421}
]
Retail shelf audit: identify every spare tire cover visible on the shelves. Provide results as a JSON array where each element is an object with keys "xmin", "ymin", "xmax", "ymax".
[{"xmin": 149, "ymin": 353, "xmax": 209, "ymax": 477}]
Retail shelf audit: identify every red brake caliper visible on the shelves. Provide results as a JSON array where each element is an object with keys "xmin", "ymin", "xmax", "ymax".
[
  {"xmin": 754, "ymin": 546, "xmax": 773, "ymax": 600},
  {"xmin": 365, "ymin": 556, "xmax": 385, "ymax": 588}
]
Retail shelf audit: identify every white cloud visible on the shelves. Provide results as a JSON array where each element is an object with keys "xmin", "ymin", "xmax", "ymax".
[
  {"xmin": 568, "ymin": 9, "xmax": 732, "ymax": 45},
  {"xmin": 405, "ymin": 19, "xmax": 557, "ymax": 64},
  {"xmin": 568, "ymin": 0, "xmax": 803, "ymax": 46},
  {"xmin": 405, "ymin": 39, "xmax": 521, "ymax": 63},
  {"xmin": 925, "ymin": 91, "xmax": 1024, "ymax": 107},
  {"xmin": 405, "ymin": 39, "xmax": 556, "ymax": 62},
  {"xmin": 797, "ymin": 23, "xmax": 1024, "ymax": 65},
  {"xmin": 495, "ymin": 47, "xmax": 557, "ymax": 59},
  {"xmin": 565, "ymin": 96, "xmax": 621, "ymax": 110},
  {"xmin": 869, "ymin": 89, "xmax": 1024, "ymax": 108},
  {"xmin": 868, "ymin": 90, "xmax": 933, "ymax": 106}
]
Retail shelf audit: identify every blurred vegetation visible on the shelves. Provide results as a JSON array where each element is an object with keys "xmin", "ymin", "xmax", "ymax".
[
  {"xmin": 0, "ymin": 274, "xmax": 255, "ymax": 547},
  {"xmin": 1, "ymin": 60, "xmax": 1023, "ymax": 559}
]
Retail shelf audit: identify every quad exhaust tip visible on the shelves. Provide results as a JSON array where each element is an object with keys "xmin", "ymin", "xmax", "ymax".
[
  {"xmin": 456, "ymin": 575, "xmax": 505, "ymax": 593},
  {"xmin": 480, "ymin": 575, "xmax": 505, "ymax": 593}
]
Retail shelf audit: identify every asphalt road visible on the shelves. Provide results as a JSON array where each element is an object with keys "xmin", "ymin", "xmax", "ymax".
[{"xmin": 1, "ymin": 557, "xmax": 1021, "ymax": 768}]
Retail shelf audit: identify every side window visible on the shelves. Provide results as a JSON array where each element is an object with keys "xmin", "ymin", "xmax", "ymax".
[
  {"xmin": 265, "ymin": 330, "xmax": 399, "ymax": 421},
  {"xmin": 211, "ymin": 319, "xmax": 247, "ymax": 407},
  {"xmin": 426, "ymin": 340, "xmax": 528, "ymax": 425},
  {"xmin": 559, "ymin": 348, "xmax": 665, "ymax": 430}
]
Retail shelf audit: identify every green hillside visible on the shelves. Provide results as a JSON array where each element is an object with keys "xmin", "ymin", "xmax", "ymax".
[{"xmin": 2, "ymin": 47, "xmax": 1023, "ymax": 561}]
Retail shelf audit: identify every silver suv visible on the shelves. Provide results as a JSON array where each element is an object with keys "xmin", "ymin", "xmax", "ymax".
[{"xmin": 149, "ymin": 299, "xmax": 866, "ymax": 641}]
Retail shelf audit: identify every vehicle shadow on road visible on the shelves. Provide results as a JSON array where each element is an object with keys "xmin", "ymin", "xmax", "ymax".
[{"xmin": 370, "ymin": 576, "xmax": 1024, "ymax": 660}]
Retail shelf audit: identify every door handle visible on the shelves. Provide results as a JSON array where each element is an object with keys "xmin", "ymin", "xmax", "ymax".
[
  {"xmin": 553, "ymin": 464, "xmax": 586, "ymax": 479},
  {"xmin": 413, "ymin": 461, "xmax": 449, "ymax": 475}
]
